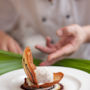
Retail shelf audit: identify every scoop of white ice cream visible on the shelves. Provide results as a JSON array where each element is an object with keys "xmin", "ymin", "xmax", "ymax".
[{"xmin": 35, "ymin": 67, "xmax": 53, "ymax": 85}]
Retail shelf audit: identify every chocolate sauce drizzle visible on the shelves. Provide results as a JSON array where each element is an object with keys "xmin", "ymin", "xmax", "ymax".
[{"xmin": 21, "ymin": 78, "xmax": 64, "ymax": 90}]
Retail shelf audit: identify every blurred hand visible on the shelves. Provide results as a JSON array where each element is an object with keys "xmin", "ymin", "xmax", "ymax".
[
  {"xmin": 35, "ymin": 24, "xmax": 87, "ymax": 66},
  {"xmin": 0, "ymin": 31, "xmax": 22, "ymax": 54}
]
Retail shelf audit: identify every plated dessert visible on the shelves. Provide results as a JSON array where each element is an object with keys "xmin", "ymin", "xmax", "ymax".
[{"xmin": 21, "ymin": 47, "xmax": 64, "ymax": 90}]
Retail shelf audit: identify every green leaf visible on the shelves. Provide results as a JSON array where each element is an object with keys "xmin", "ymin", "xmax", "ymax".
[
  {"xmin": 0, "ymin": 50, "xmax": 90, "ymax": 75},
  {"xmin": 53, "ymin": 58, "xmax": 90, "ymax": 73}
]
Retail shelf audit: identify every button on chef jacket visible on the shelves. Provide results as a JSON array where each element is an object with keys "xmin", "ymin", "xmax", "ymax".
[{"xmin": 0, "ymin": 0, "xmax": 90, "ymax": 60}]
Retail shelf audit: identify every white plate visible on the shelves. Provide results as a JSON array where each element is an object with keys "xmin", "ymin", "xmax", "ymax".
[{"xmin": 0, "ymin": 66, "xmax": 90, "ymax": 90}]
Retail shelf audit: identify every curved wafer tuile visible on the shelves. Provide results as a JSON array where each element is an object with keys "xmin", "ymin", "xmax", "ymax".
[{"xmin": 22, "ymin": 47, "xmax": 38, "ymax": 85}]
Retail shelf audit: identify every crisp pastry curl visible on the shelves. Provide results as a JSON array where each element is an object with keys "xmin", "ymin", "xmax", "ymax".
[{"xmin": 22, "ymin": 47, "xmax": 64, "ymax": 89}]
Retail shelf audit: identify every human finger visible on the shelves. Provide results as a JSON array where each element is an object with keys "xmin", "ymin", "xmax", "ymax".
[
  {"xmin": 35, "ymin": 45, "xmax": 56, "ymax": 54},
  {"xmin": 46, "ymin": 37, "xmax": 54, "ymax": 48},
  {"xmin": 39, "ymin": 60, "xmax": 55, "ymax": 66}
]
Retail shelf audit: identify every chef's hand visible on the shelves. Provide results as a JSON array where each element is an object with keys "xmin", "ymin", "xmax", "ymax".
[
  {"xmin": 0, "ymin": 31, "xmax": 22, "ymax": 54},
  {"xmin": 35, "ymin": 24, "xmax": 87, "ymax": 66}
]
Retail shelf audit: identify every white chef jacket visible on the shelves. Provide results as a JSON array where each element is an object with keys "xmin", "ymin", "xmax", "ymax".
[{"xmin": 0, "ymin": 0, "xmax": 90, "ymax": 60}]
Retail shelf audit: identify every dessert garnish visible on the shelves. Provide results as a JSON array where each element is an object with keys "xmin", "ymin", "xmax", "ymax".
[{"xmin": 21, "ymin": 47, "xmax": 64, "ymax": 90}]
